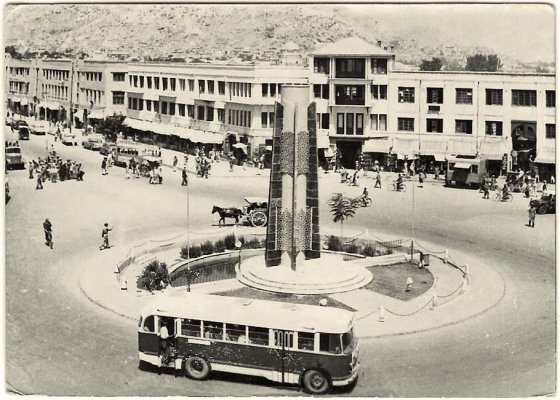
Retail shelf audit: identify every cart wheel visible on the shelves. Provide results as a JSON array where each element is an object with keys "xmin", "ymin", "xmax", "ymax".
[
  {"xmin": 537, "ymin": 205, "xmax": 548, "ymax": 214},
  {"xmin": 250, "ymin": 211, "xmax": 268, "ymax": 227}
]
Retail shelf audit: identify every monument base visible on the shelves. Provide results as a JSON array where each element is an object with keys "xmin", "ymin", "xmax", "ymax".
[{"xmin": 237, "ymin": 253, "xmax": 373, "ymax": 295}]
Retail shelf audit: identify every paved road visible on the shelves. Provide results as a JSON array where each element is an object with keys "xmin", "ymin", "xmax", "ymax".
[{"xmin": 5, "ymin": 128, "xmax": 555, "ymax": 396}]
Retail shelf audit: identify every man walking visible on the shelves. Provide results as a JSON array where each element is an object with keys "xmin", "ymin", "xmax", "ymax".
[
  {"xmin": 181, "ymin": 166, "xmax": 188, "ymax": 186},
  {"xmin": 43, "ymin": 218, "xmax": 53, "ymax": 249},
  {"xmin": 528, "ymin": 205, "xmax": 536, "ymax": 228},
  {"xmin": 173, "ymin": 156, "xmax": 178, "ymax": 172},
  {"xmin": 374, "ymin": 171, "xmax": 382, "ymax": 188},
  {"xmin": 36, "ymin": 172, "xmax": 44, "ymax": 190},
  {"xmin": 101, "ymin": 157, "xmax": 108, "ymax": 176},
  {"xmin": 100, "ymin": 223, "xmax": 113, "ymax": 250}
]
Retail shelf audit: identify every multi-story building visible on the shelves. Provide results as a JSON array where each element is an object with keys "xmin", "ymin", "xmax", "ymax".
[
  {"xmin": 35, "ymin": 58, "xmax": 74, "ymax": 122},
  {"xmin": 5, "ymin": 56, "xmax": 35, "ymax": 116}
]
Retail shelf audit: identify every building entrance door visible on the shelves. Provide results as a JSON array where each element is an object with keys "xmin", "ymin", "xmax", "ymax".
[
  {"xmin": 511, "ymin": 121, "xmax": 536, "ymax": 171},
  {"xmin": 336, "ymin": 140, "xmax": 362, "ymax": 169}
]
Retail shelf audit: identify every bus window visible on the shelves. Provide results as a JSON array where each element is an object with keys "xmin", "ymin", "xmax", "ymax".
[
  {"xmin": 274, "ymin": 330, "xmax": 294, "ymax": 349},
  {"xmin": 203, "ymin": 321, "xmax": 223, "ymax": 340},
  {"xmin": 341, "ymin": 328, "xmax": 355, "ymax": 354},
  {"xmin": 248, "ymin": 326, "xmax": 269, "ymax": 346},
  {"xmin": 225, "ymin": 323, "xmax": 246, "ymax": 342},
  {"xmin": 319, "ymin": 333, "xmax": 341, "ymax": 354},
  {"xmin": 181, "ymin": 319, "xmax": 201, "ymax": 337},
  {"xmin": 298, "ymin": 332, "xmax": 315, "ymax": 351},
  {"xmin": 143, "ymin": 315, "xmax": 155, "ymax": 333}
]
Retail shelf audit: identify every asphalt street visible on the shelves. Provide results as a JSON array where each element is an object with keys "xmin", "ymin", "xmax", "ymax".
[{"xmin": 4, "ymin": 127, "xmax": 555, "ymax": 396}]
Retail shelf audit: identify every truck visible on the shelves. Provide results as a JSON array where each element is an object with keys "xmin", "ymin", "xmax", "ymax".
[
  {"xmin": 445, "ymin": 157, "xmax": 487, "ymax": 189},
  {"xmin": 5, "ymin": 145, "xmax": 25, "ymax": 170}
]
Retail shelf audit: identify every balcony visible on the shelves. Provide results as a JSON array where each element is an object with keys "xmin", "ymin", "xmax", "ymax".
[{"xmin": 335, "ymin": 58, "xmax": 366, "ymax": 79}]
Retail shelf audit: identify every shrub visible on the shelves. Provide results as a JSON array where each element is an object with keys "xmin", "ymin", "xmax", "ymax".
[
  {"xmin": 137, "ymin": 260, "xmax": 170, "ymax": 292},
  {"xmin": 243, "ymin": 237, "xmax": 262, "ymax": 249},
  {"xmin": 200, "ymin": 240, "xmax": 214, "ymax": 255},
  {"xmin": 189, "ymin": 245, "xmax": 202, "ymax": 259},
  {"xmin": 214, "ymin": 239, "xmax": 226, "ymax": 253},
  {"xmin": 180, "ymin": 245, "xmax": 189, "ymax": 259},
  {"xmin": 345, "ymin": 243, "xmax": 359, "ymax": 254},
  {"xmin": 224, "ymin": 233, "xmax": 237, "ymax": 250},
  {"xmin": 327, "ymin": 235, "xmax": 342, "ymax": 251},
  {"xmin": 362, "ymin": 244, "xmax": 376, "ymax": 257}
]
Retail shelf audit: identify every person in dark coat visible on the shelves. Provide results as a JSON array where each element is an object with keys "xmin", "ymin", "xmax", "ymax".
[
  {"xmin": 43, "ymin": 218, "xmax": 53, "ymax": 249},
  {"xmin": 181, "ymin": 167, "xmax": 188, "ymax": 186}
]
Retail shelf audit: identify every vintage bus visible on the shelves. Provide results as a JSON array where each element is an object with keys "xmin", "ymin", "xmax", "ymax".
[
  {"xmin": 113, "ymin": 139, "xmax": 161, "ymax": 166},
  {"xmin": 138, "ymin": 293, "xmax": 360, "ymax": 394}
]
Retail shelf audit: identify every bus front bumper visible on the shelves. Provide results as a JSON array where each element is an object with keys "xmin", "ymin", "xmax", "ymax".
[{"xmin": 332, "ymin": 362, "xmax": 360, "ymax": 387}]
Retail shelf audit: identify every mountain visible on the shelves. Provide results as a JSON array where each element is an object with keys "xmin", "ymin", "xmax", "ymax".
[{"xmin": 4, "ymin": 4, "xmax": 554, "ymax": 70}]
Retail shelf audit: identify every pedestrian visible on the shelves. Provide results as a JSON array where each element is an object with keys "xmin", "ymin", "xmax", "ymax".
[
  {"xmin": 229, "ymin": 155, "xmax": 234, "ymax": 172},
  {"xmin": 551, "ymin": 175, "xmax": 555, "ymax": 185},
  {"xmin": 29, "ymin": 161, "xmax": 34, "ymax": 179},
  {"xmin": 125, "ymin": 163, "xmax": 130, "ymax": 179},
  {"xmin": 374, "ymin": 171, "xmax": 382, "ymax": 188},
  {"xmin": 434, "ymin": 166, "xmax": 440, "ymax": 180},
  {"xmin": 158, "ymin": 165, "xmax": 163, "ymax": 184},
  {"xmin": 528, "ymin": 205, "xmax": 536, "ymax": 228},
  {"xmin": 418, "ymin": 171, "xmax": 425, "ymax": 188},
  {"xmin": 542, "ymin": 180, "xmax": 548, "ymax": 194},
  {"xmin": 100, "ymin": 223, "xmax": 112, "ymax": 250},
  {"xmin": 173, "ymin": 155, "xmax": 178, "ymax": 172},
  {"xmin": 181, "ymin": 166, "xmax": 188, "ymax": 186},
  {"xmin": 43, "ymin": 218, "xmax": 53, "ymax": 249},
  {"xmin": 101, "ymin": 157, "xmax": 108, "ymax": 176},
  {"xmin": 483, "ymin": 181, "xmax": 490, "ymax": 199}
]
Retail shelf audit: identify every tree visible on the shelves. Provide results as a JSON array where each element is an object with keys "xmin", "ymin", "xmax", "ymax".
[
  {"xmin": 328, "ymin": 193, "xmax": 358, "ymax": 237},
  {"xmin": 137, "ymin": 260, "xmax": 170, "ymax": 292},
  {"xmin": 5, "ymin": 45, "xmax": 22, "ymax": 59},
  {"xmin": 465, "ymin": 54, "xmax": 502, "ymax": 72},
  {"xmin": 419, "ymin": 57, "xmax": 443, "ymax": 71}
]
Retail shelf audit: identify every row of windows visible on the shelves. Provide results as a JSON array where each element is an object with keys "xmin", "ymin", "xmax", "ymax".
[
  {"xmin": 261, "ymin": 112, "xmax": 275, "ymax": 128},
  {"xmin": 8, "ymin": 67, "xmax": 30, "ymax": 77},
  {"xmin": 228, "ymin": 109, "xmax": 252, "ymax": 127},
  {"xmin": 262, "ymin": 83, "xmax": 281, "ymax": 97},
  {"xmin": 398, "ymin": 87, "xmax": 555, "ymax": 107},
  {"xmin": 126, "ymin": 97, "xmax": 228, "ymax": 123},
  {"xmin": 313, "ymin": 57, "xmax": 388, "ymax": 75},
  {"xmin": 8, "ymin": 81, "xmax": 29, "ymax": 94},
  {"xmin": 230, "ymin": 82, "xmax": 252, "ymax": 97},
  {"xmin": 80, "ymin": 71, "xmax": 103, "ymax": 82},
  {"xmin": 42, "ymin": 69, "xmax": 70, "ymax": 82},
  {"xmin": 316, "ymin": 113, "xmax": 330, "ymax": 130},
  {"xmin": 80, "ymin": 88, "xmax": 104, "ymax": 105},
  {"xmin": 336, "ymin": 113, "xmax": 364, "ymax": 135},
  {"xmin": 112, "ymin": 72, "xmax": 126, "ymax": 82},
  {"xmin": 41, "ymin": 83, "xmax": 69, "ymax": 100},
  {"xmin": 112, "ymin": 91, "xmax": 125, "ymax": 105}
]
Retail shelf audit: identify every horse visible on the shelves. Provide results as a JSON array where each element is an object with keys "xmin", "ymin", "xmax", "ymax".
[{"xmin": 212, "ymin": 205, "xmax": 243, "ymax": 227}]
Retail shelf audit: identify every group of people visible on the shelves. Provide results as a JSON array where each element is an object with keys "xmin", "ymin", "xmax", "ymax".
[{"xmin": 31, "ymin": 155, "xmax": 85, "ymax": 189}]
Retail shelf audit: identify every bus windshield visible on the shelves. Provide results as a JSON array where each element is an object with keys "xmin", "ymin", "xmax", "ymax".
[
  {"xmin": 6, "ymin": 148, "xmax": 21, "ymax": 154},
  {"xmin": 341, "ymin": 327, "xmax": 355, "ymax": 354}
]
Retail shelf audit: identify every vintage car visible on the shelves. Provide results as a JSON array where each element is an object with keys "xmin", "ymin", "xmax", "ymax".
[
  {"xmin": 99, "ymin": 141, "xmax": 117, "ymax": 156},
  {"xmin": 530, "ymin": 193, "xmax": 556, "ymax": 214},
  {"xmin": 82, "ymin": 135, "xmax": 104, "ymax": 151},
  {"xmin": 61, "ymin": 130, "xmax": 78, "ymax": 146},
  {"xmin": 242, "ymin": 197, "xmax": 269, "ymax": 227},
  {"xmin": 28, "ymin": 120, "xmax": 48, "ymax": 135},
  {"xmin": 5, "ymin": 146, "xmax": 25, "ymax": 170},
  {"xmin": 18, "ymin": 126, "xmax": 30, "ymax": 140}
]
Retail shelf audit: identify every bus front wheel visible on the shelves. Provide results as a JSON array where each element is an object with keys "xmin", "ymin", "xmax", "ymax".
[
  {"xmin": 184, "ymin": 356, "xmax": 210, "ymax": 380},
  {"xmin": 302, "ymin": 369, "xmax": 330, "ymax": 394}
]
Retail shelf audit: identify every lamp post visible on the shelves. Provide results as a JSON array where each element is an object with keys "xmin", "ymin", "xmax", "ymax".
[{"xmin": 186, "ymin": 174, "xmax": 191, "ymax": 292}]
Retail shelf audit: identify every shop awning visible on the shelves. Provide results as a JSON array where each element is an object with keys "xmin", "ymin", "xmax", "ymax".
[
  {"xmin": 479, "ymin": 138, "xmax": 508, "ymax": 160},
  {"xmin": 453, "ymin": 162, "xmax": 471, "ymax": 169},
  {"xmin": 392, "ymin": 137, "xmax": 419, "ymax": 156},
  {"xmin": 11, "ymin": 97, "xmax": 21, "ymax": 103},
  {"xmin": 397, "ymin": 153, "xmax": 418, "ymax": 160},
  {"xmin": 434, "ymin": 154, "xmax": 446, "ymax": 162},
  {"xmin": 189, "ymin": 130, "xmax": 224, "ymax": 144},
  {"xmin": 447, "ymin": 137, "xmax": 477, "ymax": 156},
  {"xmin": 535, "ymin": 146, "xmax": 556, "ymax": 164},
  {"xmin": 42, "ymin": 101, "xmax": 61, "ymax": 110},
  {"xmin": 20, "ymin": 98, "xmax": 29, "ymax": 106},
  {"xmin": 317, "ymin": 135, "xmax": 330, "ymax": 149},
  {"xmin": 419, "ymin": 138, "xmax": 448, "ymax": 156},
  {"xmin": 363, "ymin": 138, "xmax": 389, "ymax": 153},
  {"xmin": 88, "ymin": 109, "xmax": 105, "ymax": 119}
]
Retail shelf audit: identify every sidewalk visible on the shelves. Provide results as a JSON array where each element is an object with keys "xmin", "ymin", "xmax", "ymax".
[{"xmin": 78, "ymin": 230, "xmax": 505, "ymax": 338}]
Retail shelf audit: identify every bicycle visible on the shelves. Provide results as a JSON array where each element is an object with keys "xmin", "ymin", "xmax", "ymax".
[
  {"xmin": 390, "ymin": 182, "xmax": 407, "ymax": 192},
  {"xmin": 494, "ymin": 191, "xmax": 513, "ymax": 202}
]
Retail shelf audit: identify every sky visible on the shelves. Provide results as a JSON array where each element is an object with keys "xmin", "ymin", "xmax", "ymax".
[{"xmin": 343, "ymin": 3, "xmax": 556, "ymax": 63}]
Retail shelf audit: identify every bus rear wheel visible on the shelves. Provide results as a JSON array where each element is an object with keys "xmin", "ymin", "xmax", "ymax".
[
  {"xmin": 184, "ymin": 356, "xmax": 210, "ymax": 380},
  {"xmin": 302, "ymin": 369, "xmax": 330, "ymax": 394}
]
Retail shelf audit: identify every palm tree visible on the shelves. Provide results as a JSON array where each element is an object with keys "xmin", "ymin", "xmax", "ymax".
[{"xmin": 329, "ymin": 192, "xmax": 358, "ymax": 237}]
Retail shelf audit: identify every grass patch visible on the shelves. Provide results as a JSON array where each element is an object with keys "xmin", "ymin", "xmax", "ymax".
[
  {"xmin": 214, "ymin": 286, "xmax": 356, "ymax": 312},
  {"xmin": 365, "ymin": 262, "xmax": 433, "ymax": 301}
]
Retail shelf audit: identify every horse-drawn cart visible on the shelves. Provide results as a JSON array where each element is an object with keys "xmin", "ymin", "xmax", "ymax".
[{"xmin": 212, "ymin": 197, "xmax": 269, "ymax": 227}]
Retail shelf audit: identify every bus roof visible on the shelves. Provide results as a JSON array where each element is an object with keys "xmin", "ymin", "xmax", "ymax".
[{"xmin": 141, "ymin": 292, "xmax": 354, "ymax": 334}]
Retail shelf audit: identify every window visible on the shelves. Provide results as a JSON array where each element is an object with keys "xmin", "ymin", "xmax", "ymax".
[
  {"xmin": 181, "ymin": 319, "xmax": 201, "ymax": 337},
  {"xmin": 335, "ymin": 85, "xmax": 365, "ymax": 105},
  {"xmin": 206, "ymin": 106, "xmax": 213, "ymax": 121},
  {"xmin": 188, "ymin": 79, "xmax": 194, "ymax": 92},
  {"xmin": 512, "ymin": 90, "xmax": 537, "ymax": 107},
  {"xmin": 162, "ymin": 77, "xmax": 168, "ymax": 91},
  {"xmin": 261, "ymin": 112, "xmax": 268, "ymax": 128},
  {"xmin": 112, "ymin": 91, "xmax": 125, "ymax": 105},
  {"xmin": 426, "ymin": 118, "xmax": 443, "ymax": 133},
  {"xmin": 262, "ymin": 83, "xmax": 269, "ymax": 97},
  {"xmin": 456, "ymin": 88, "xmax": 473, "ymax": 104},
  {"xmin": 187, "ymin": 105, "xmax": 194, "ymax": 118},
  {"xmin": 320, "ymin": 113, "xmax": 329, "ymax": 129},
  {"xmin": 371, "ymin": 85, "xmax": 387, "ymax": 100},
  {"xmin": 178, "ymin": 104, "xmax": 185, "ymax": 116},
  {"xmin": 146, "ymin": 101, "xmax": 152, "ymax": 112},
  {"xmin": 398, "ymin": 87, "xmax": 415, "ymax": 103},
  {"xmin": 485, "ymin": 121, "xmax": 503, "ymax": 136},
  {"xmin": 161, "ymin": 101, "xmax": 168, "ymax": 115},
  {"xmin": 197, "ymin": 105, "xmax": 205, "ymax": 120},
  {"xmin": 370, "ymin": 114, "xmax": 378, "ymax": 131},
  {"xmin": 314, "ymin": 84, "xmax": 329, "ymax": 99},
  {"xmin": 313, "ymin": 58, "xmax": 329, "ymax": 74},
  {"xmin": 169, "ymin": 102, "xmax": 175, "ymax": 116},
  {"xmin": 379, "ymin": 114, "xmax": 387, "ymax": 131},
  {"xmin": 153, "ymin": 101, "xmax": 159, "ymax": 113},
  {"xmin": 371, "ymin": 58, "xmax": 388, "ymax": 74},
  {"xmin": 546, "ymin": 90, "xmax": 555, "ymax": 107},
  {"xmin": 337, "ymin": 113, "xmax": 344, "ymax": 135},
  {"xmin": 313, "ymin": 84, "xmax": 321, "ymax": 98},
  {"xmin": 427, "ymin": 88, "xmax": 444, "ymax": 104},
  {"xmin": 131, "ymin": 97, "xmax": 138, "ymax": 110},
  {"xmin": 248, "ymin": 326, "xmax": 269, "ymax": 346},
  {"xmin": 225, "ymin": 324, "xmax": 246, "ymax": 342},
  {"xmin": 218, "ymin": 81, "xmax": 225, "ymax": 95},
  {"xmin": 398, "ymin": 118, "xmax": 414, "ymax": 132},
  {"xmin": 170, "ymin": 78, "xmax": 176, "ymax": 91},
  {"xmin": 546, "ymin": 124, "xmax": 556, "ymax": 139},
  {"xmin": 139, "ymin": 76, "xmax": 144, "ymax": 88},
  {"xmin": 269, "ymin": 84, "xmax": 276, "ymax": 97},
  {"xmin": 455, "ymin": 119, "xmax": 473, "ymax": 134},
  {"xmin": 319, "ymin": 333, "xmax": 341, "ymax": 354},
  {"xmin": 142, "ymin": 315, "xmax": 155, "ymax": 333},
  {"xmin": 472, "ymin": 165, "xmax": 479, "ymax": 174},
  {"xmin": 356, "ymin": 114, "xmax": 364, "ymax": 135},
  {"xmin": 147, "ymin": 77, "xmax": 152, "ymax": 89},
  {"xmin": 154, "ymin": 77, "xmax": 160, "ymax": 90},
  {"xmin": 346, "ymin": 113, "xmax": 354, "ymax": 135},
  {"xmin": 202, "ymin": 321, "xmax": 223, "ymax": 340},
  {"xmin": 112, "ymin": 72, "xmax": 125, "ymax": 81},
  {"xmin": 128, "ymin": 97, "xmax": 132, "ymax": 110},
  {"xmin": 486, "ymin": 89, "xmax": 503, "ymax": 105},
  {"xmin": 298, "ymin": 332, "xmax": 315, "ymax": 351},
  {"xmin": 217, "ymin": 109, "xmax": 225, "ymax": 123},
  {"xmin": 179, "ymin": 79, "xmax": 185, "ymax": 91},
  {"xmin": 207, "ymin": 80, "xmax": 214, "ymax": 94},
  {"xmin": 335, "ymin": 58, "xmax": 365, "ymax": 78},
  {"xmin": 133, "ymin": 75, "xmax": 138, "ymax": 87}
]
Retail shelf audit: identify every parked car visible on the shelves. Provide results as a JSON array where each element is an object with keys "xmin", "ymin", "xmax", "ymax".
[
  {"xmin": 99, "ymin": 141, "xmax": 117, "ymax": 156},
  {"xmin": 28, "ymin": 120, "xmax": 48, "ymax": 135},
  {"xmin": 61, "ymin": 130, "xmax": 78, "ymax": 146},
  {"xmin": 82, "ymin": 135, "xmax": 104, "ymax": 151},
  {"xmin": 530, "ymin": 193, "xmax": 556, "ymax": 214},
  {"xmin": 18, "ymin": 126, "xmax": 30, "ymax": 140},
  {"xmin": 5, "ymin": 145, "xmax": 25, "ymax": 170}
]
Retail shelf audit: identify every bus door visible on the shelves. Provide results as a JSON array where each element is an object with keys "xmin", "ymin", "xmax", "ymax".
[
  {"xmin": 272, "ymin": 329, "xmax": 296, "ymax": 384},
  {"xmin": 138, "ymin": 315, "xmax": 160, "ymax": 355}
]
